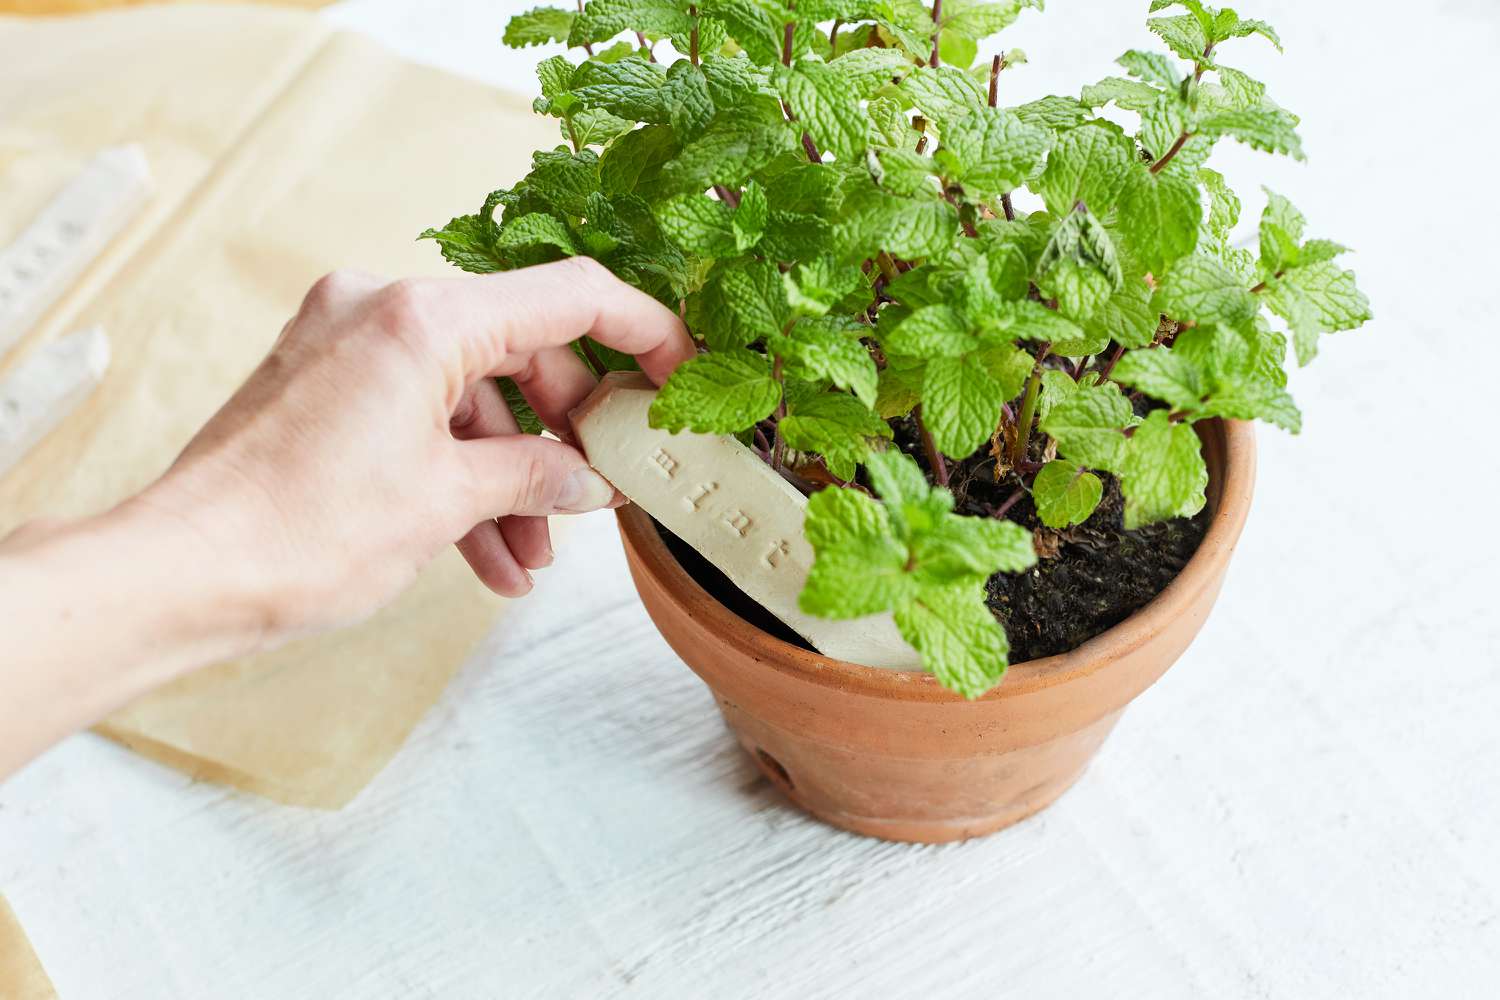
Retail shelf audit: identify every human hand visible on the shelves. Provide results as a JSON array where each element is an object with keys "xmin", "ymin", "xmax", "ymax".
[{"xmin": 135, "ymin": 257, "xmax": 694, "ymax": 645}]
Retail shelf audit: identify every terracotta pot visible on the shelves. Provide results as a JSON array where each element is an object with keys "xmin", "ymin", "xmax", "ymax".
[{"xmin": 616, "ymin": 419, "xmax": 1256, "ymax": 843}]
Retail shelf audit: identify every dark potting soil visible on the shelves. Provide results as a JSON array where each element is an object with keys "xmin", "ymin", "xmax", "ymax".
[{"xmin": 654, "ymin": 411, "xmax": 1210, "ymax": 665}]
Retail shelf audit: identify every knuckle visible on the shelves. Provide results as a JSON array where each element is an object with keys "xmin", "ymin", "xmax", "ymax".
[
  {"xmin": 303, "ymin": 269, "xmax": 363, "ymax": 310},
  {"xmin": 372, "ymin": 279, "xmax": 431, "ymax": 341}
]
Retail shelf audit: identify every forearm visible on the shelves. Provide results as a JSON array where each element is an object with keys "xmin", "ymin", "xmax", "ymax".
[{"xmin": 0, "ymin": 495, "xmax": 269, "ymax": 776}]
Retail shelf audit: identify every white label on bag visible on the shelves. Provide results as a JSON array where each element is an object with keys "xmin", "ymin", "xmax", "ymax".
[
  {"xmin": 571, "ymin": 372, "xmax": 920, "ymax": 671},
  {"xmin": 0, "ymin": 146, "xmax": 152, "ymax": 360},
  {"xmin": 0, "ymin": 326, "xmax": 111, "ymax": 477}
]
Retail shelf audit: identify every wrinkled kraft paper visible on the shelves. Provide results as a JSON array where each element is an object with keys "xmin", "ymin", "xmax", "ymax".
[
  {"xmin": 0, "ymin": 5, "xmax": 561, "ymax": 807},
  {"xmin": 0, "ymin": 896, "xmax": 56, "ymax": 1000}
]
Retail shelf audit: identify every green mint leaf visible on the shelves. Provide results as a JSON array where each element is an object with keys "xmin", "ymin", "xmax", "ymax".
[
  {"xmin": 505, "ymin": 6, "xmax": 576, "ymax": 48},
  {"xmin": 698, "ymin": 0, "xmax": 783, "ymax": 64},
  {"xmin": 1258, "ymin": 187, "xmax": 1305, "ymax": 273},
  {"xmin": 598, "ymin": 124, "xmax": 679, "ymax": 197},
  {"xmin": 922, "ymin": 353, "xmax": 1007, "ymax": 458},
  {"xmin": 980, "ymin": 298, "xmax": 1089, "ymax": 345},
  {"xmin": 496, "ymin": 212, "xmax": 579, "ymax": 255},
  {"xmin": 656, "ymin": 193, "xmax": 736, "ymax": 256},
  {"xmin": 1261, "ymin": 260, "xmax": 1372, "ymax": 365},
  {"xmin": 1198, "ymin": 166, "xmax": 1241, "ymax": 238},
  {"xmin": 881, "ymin": 304, "xmax": 976, "ymax": 357},
  {"xmin": 913, "ymin": 515, "xmax": 1037, "ymax": 584},
  {"xmin": 1111, "ymin": 344, "xmax": 1203, "ymax": 411},
  {"xmin": 418, "ymin": 213, "xmax": 504, "ymax": 273},
  {"xmin": 936, "ymin": 107, "xmax": 1050, "ymax": 202},
  {"xmin": 760, "ymin": 157, "xmax": 839, "ymax": 213},
  {"xmin": 659, "ymin": 118, "xmax": 797, "ymax": 194},
  {"xmin": 536, "ymin": 54, "xmax": 577, "ymax": 103},
  {"xmin": 1039, "ymin": 379, "xmax": 1134, "ymax": 472},
  {"xmin": 876, "ymin": 355, "xmax": 925, "ymax": 418},
  {"xmin": 522, "ymin": 147, "xmax": 601, "ymax": 216},
  {"xmin": 698, "ymin": 258, "xmax": 791, "ymax": 351},
  {"xmin": 647, "ymin": 348, "xmax": 780, "ymax": 433},
  {"xmin": 940, "ymin": 0, "xmax": 1043, "ymax": 41},
  {"xmin": 954, "ymin": 253, "xmax": 1003, "ymax": 324},
  {"xmin": 836, "ymin": 186, "xmax": 961, "ymax": 261},
  {"xmin": 830, "ymin": 47, "xmax": 911, "ymax": 95},
  {"xmin": 664, "ymin": 60, "xmax": 716, "ymax": 137},
  {"xmin": 1037, "ymin": 206, "xmax": 1124, "ymax": 320},
  {"xmin": 893, "ymin": 583, "xmax": 1009, "ymax": 700},
  {"xmin": 868, "ymin": 95, "xmax": 921, "ymax": 147},
  {"xmin": 571, "ymin": 56, "xmax": 670, "ymax": 121},
  {"xmin": 732, "ymin": 179, "xmax": 769, "ymax": 250},
  {"xmin": 1148, "ymin": 13, "xmax": 1211, "ymax": 64},
  {"xmin": 700, "ymin": 53, "xmax": 779, "ymax": 110},
  {"xmin": 1118, "ymin": 161, "xmax": 1202, "ymax": 274},
  {"xmin": 800, "ymin": 486, "xmax": 914, "ymax": 618},
  {"xmin": 576, "ymin": 191, "xmax": 624, "ymax": 256},
  {"xmin": 900, "ymin": 65, "xmax": 987, "ymax": 124},
  {"xmin": 1154, "ymin": 254, "xmax": 1259, "ymax": 327},
  {"xmin": 1139, "ymin": 90, "xmax": 1189, "ymax": 164},
  {"xmin": 1012, "ymin": 95, "xmax": 1091, "ymax": 134},
  {"xmin": 1297, "ymin": 239, "xmax": 1350, "ymax": 265},
  {"xmin": 1146, "ymin": 325, "xmax": 1301, "ymax": 431},
  {"xmin": 770, "ymin": 314, "xmax": 878, "ymax": 405},
  {"xmin": 869, "ymin": 147, "xmax": 942, "ymax": 198},
  {"xmin": 779, "ymin": 60, "xmax": 868, "ymax": 159},
  {"xmin": 1214, "ymin": 65, "xmax": 1267, "ymax": 110},
  {"xmin": 782, "ymin": 257, "xmax": 866, "ymax": 317},
  {"xmin": 1198, "ymin": 106, "xmax": 1305, "ymax": 160},
  {"xmin": 1081, "ymin": 76, "xmax": 1164, "ymax": 113},
  {"xmin": 1032, "ymin": 460, "xmax": 1104, "ymax": 528},
  {"xmin": 760, "ymin": 209, "xmax": 834, "ymax": 263},
  {"xmin": 1221, "ymin": 17, "xmax": 1282, "ymax": 52},
  {"xmin": 869, "ymin": 0, "xmax": 939, "ymax": 59},
  {"xmin": 568, "ymin": 107, "xmax": 635, "ymax": 147},
  {"xmin": 1035, "ymin": 121, "xmax": 1136, "ymax": 217},
  {"xmin": 864, "ymin": 446, "xmax": 934, "ymax": 508},
  {"xmin": 570, "ymin": 0, "xmax": 692, "ymax": 46},
  {"xmin": 781, "ymin": 390, "xmax": 893, "ymax": 480},
  {"xmin": 1035, "ymin": 367, "xmax": 1080, "ymax": 423},
  {"xmin": 1119, "ymin": 409, "xmax": 1207, "ymax": 528},
  {"xmin": 1118, "ymin": 48, "xmax": 1181, "ymax": 88},
  {"xmin": 1082, "ymin": 275, "xmax": 1160, "ymax": 349},
  {"xmin": 977, "ymin": 343, "xmax": 1036, "ymax": 398}
]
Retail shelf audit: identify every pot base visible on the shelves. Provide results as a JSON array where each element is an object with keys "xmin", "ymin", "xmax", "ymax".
[{"xmin": 717, "ymin": 696, "xmax": 1124, "ymax": 844}]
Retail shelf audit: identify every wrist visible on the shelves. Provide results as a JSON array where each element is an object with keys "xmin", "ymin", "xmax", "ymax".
[
  {"xmin": 0, "ymin": 497, "xmax": 276, "ymax": 772},
  {"xmin": 113, "ymin": 481, "xmax": 285, "ymax": 666},
  {"xmin": 29, "ymin": 492, "xmax": 276, "ymax": 685}
]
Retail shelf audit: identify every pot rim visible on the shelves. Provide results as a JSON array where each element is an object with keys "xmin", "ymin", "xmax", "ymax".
[{"xmin": 617, "ymin": 418, "xmax": 1256, "ymax": 705}]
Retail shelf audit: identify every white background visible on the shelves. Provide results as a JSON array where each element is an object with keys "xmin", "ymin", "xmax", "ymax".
[{"xmin": 4, "ymin": 1, "xmax": 1499, "ymax": 996}]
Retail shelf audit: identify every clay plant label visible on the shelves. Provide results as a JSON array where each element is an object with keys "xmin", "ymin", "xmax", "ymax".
[
  {"xmin": 0, "ymin": 326, "xmax": 110, "ymax": 477},
  {"xmin": 572, "ymin": 372, "xmax": 919, "ymax": 669},
  {"xmin": 0, "ymin": 145, "xmax": 151, "ymax": 360}
]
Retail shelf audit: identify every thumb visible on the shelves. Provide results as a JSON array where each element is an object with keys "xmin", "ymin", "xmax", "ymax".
[{"xmin": 457, "ymin": 434, "xmax": 620, "ymax": 521}]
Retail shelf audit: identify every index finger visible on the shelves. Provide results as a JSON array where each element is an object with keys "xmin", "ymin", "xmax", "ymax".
[{"xmin": 402, "ymin": 257, "xmax": 696, "ymax": 387}]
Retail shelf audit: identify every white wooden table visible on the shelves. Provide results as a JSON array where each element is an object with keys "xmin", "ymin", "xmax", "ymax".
[{"xmin": 4, "ymin": 1, "xmax": 1498, "ymax": 996}]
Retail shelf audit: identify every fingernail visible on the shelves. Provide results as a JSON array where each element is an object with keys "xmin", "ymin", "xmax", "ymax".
[{"xmin": 556, "ymin": 468, "xmax": 616, "ymax": 513}]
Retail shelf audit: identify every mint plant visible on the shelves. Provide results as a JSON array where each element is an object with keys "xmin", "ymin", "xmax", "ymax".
[{"xmin": 423, "ymin": 0, "xmax": 1370, "ymax": 698}]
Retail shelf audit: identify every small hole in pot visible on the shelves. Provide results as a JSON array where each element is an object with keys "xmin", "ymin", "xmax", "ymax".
[{"xmin": 755, "ymin": 749, "xmax": 794, "ymax": 792}]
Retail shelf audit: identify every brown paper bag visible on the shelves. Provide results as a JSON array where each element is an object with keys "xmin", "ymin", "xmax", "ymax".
[
  {"xmin": 0, "ymin": 5, "xmax": 560, "ymax": 806},
  {"xmin": 0, "ymin": 897, "xmax": 56, "ymax": 1000}
]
